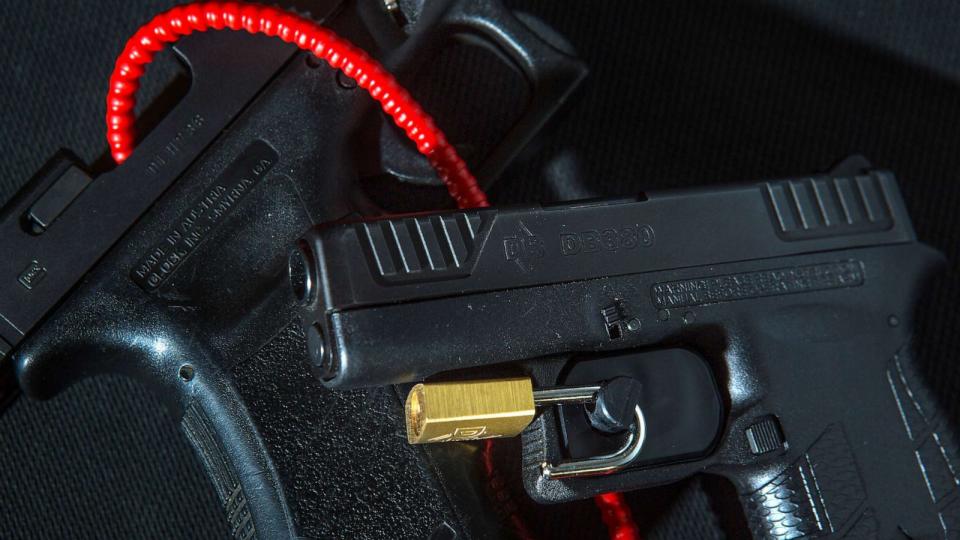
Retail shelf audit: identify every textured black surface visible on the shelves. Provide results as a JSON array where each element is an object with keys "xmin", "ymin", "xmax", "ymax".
[
  {"xmin": 743, "ymin": 425, "xmax": 867, "ymax": 538},
  {"xmin": 1, "ymin": 0, "xmax": 960, "ymax": 539},
  {"xmin": 0, "ymin": 376, "xmax": 225, "ymax": 538},
  {"xmin": 231, "ymin": 322, "xmax": 450, "ymax": 538}
]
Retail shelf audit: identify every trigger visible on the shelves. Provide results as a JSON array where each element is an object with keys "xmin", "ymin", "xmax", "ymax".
[{"xmin": 587, "ymin": 376, "xmax": 643, "ymax": 434}]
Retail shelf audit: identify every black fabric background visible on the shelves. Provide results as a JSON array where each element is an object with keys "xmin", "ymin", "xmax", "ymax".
[{"xmin": 1, "ymin": 1, "xmax": 959, "ymax": 538}]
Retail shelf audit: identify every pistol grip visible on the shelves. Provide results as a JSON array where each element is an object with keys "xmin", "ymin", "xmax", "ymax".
[
  {"xmin": 11, "ymin": 299, "xmax": 296, "ymax": 538},
  {"xmin": 11, "ymin": 289, "xmax": 474, "ymax": 538},
  {"xmin": 733, "ymin": 343, "xmax": 960, "ymax": 539}
]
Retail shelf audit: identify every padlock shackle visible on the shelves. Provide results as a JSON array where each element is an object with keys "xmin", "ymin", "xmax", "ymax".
[
  {"xmin": 540, "ymin": 406, "xmax": 646, "ymax": 480},
  {"xmin": 532, "ymin": 385, "xmax": 600, "ymax": 406}
]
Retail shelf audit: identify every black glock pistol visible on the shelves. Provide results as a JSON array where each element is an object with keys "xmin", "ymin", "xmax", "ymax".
[{"xmin": 0, "ymin": 1, "xmax": 587, "ymax": 538}]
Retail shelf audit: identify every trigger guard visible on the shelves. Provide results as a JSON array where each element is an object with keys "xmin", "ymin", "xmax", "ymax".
[
  {"xmin": 12, "ymin": 296, "xmax": 298, "ymax": 539},
  {"xmin": 359, "ymin": 0, "xmax": 588, "ymax": 189}
]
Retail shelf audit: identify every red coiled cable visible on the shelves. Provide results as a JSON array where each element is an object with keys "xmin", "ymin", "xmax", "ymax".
[
  {"xmin": 105, "ymin": 0, "xmax": 488, "ymax": 208},
  {"xmin": 481, "ymin": 440, "xmax": 537, "ymax": 540},
  {"xmin": 596, "ymin": 492, "xmax": 641, "ymax": 540},
  {"xmin": 109, "ymin": 2, "xmax": 637, "ymax": 538},
  {"xmin": 481, "ymin": 441, "xmax": 642, "ymax": 540}
]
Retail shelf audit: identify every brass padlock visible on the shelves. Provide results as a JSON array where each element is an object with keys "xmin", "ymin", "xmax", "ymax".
[
  {"xmin": 404, "ymin": 377, "xmax": 538, "ymax": 444},
  {"xmin": 404, "ymin": 377, "xmax": 626, "ymax": 444}
]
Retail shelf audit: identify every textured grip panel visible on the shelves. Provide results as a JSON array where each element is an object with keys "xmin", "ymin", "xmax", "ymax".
[
  {"xmin": 182, "ymin": 403, "xmax": 256, "ymax": 539},
  {"xmin": 765, "ymin": 173, "xmax": 894, "ymax": 240},
  {"xmin": 743, "ymin": 346, "xmax": 960, "ymax": 539},
  {"xmin": 742, "ymin": 425, "xmax": 871, "ymax": 539},
  {"xmin": 358, "ymin": 211, "xmax": 490, "ymax": 284},
  {"xmin": 230, "ymin": 321, "xmax": 457, "ymax": 538},
  {"xmin": 887, "ymin": 351, "xmax": 960, "ymax": 530}
]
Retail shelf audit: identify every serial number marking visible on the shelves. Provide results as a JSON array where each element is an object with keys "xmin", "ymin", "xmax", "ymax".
[
  {"xmin": 145, "ymin": 113, "xmax": 206, "ymax": 177},
  {"xmin": 131, "ymin": 140, "xmax": 278, "ymax": 291},
  {"xmin": 651, "ymin": 260, "xmax": 864, "ymax": 309}
]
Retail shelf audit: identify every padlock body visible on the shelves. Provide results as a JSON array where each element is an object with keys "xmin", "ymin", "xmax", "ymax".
[{"xmin": 405, "ymin": 378, "xmax": 535, "ymax": 443}]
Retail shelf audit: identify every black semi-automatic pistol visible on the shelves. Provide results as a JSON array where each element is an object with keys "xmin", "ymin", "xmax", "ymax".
[
  {"xmin": 297, "ymin": 159, "xmax": 958, "ymax": 538},
  {"xmin": 0, "ymin": 0, "xmax": 588, "ymax": 537}
]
